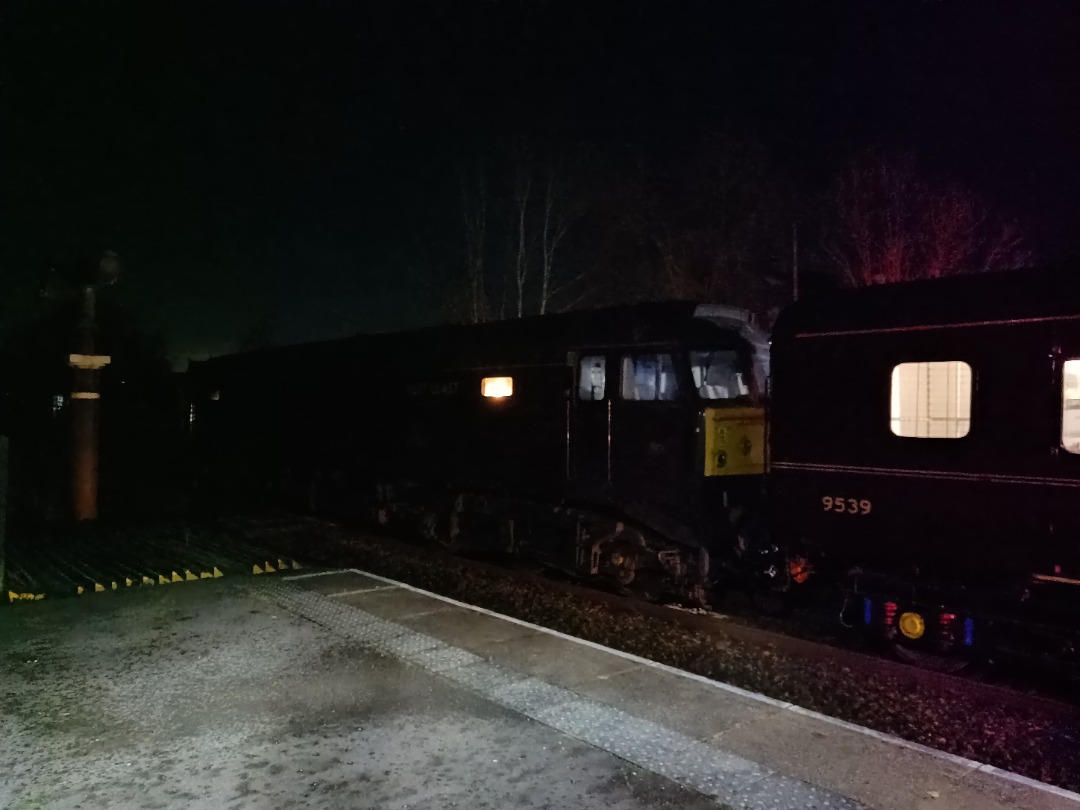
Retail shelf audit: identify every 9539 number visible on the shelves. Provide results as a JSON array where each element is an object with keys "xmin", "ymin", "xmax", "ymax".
[{"xmin": 822, "ymin": 496, "xmax": 872, "ymax": 515}]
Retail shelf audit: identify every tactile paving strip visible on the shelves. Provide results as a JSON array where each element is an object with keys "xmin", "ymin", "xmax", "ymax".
[{"xmin": 258, "ymin": 579, "xmax": 866, "ymax": 810}]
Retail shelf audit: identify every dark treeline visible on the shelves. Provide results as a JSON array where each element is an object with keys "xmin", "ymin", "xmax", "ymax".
[
  {"xmin": 0, "ymin": 132, "xmax": 1042, "ymax": 524},
  {"xmin": 440, "ymin": 130, "xmax": 1033, "ymax": 327}
]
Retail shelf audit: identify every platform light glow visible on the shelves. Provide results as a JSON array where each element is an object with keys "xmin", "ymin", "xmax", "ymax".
[{"xmin": 481, "ymin": 377, "xmax": 513, "ymax": 398}]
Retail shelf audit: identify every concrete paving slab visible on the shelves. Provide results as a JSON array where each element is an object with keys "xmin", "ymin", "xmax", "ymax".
[
  {"xmin": 398, "ymin": 603, "xmax": 543, "ymax": 649},
  {"xmin": 331, "ymin": 583, "xmax": 456, "ymax": 619},
  {"xmin": 567, "ymin": 662, "xmax": 784, "ymax": 741},
  {"xmin": 469, "ymin": 625, "xmax": 648, "ymax": 687},
  {"xmin": 288, "ymin": 569, "xmax": 387, "ymax": 595},
  {"xmin": 713, "ymin": 708, "xmax": 1074, "ymax": 810}
]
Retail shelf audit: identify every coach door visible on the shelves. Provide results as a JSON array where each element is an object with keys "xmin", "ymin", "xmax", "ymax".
[{"xmin": 571, "ymin": 352, "xmax": 611, "ymax": 494}]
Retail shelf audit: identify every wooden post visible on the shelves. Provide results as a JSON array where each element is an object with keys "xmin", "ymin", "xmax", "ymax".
[{"xmin": 70, "ymin": 286, "xmax": 110, "ymax": 521}]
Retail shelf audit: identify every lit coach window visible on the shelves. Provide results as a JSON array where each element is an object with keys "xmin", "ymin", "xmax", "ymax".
[
  {"xmin": 1061, "ymin": 359, "xmax": 1080, "ymax": 453},
  {"xmin": 890, "ymin": 361, "xmax": 971, "ymax": 438},
  {"xmin": 481, "ymin": 377, "xmax": 513, "ymax": 398}
]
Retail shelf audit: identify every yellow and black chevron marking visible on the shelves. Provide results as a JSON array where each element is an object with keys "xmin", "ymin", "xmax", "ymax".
[
  {"xmin": 8, "ymin": 556, "xmax": 302, "ymax": 603},
  {"xmin": 252, "ymin": 558, "xmax": 303, "ymax": 575},
  {"xmin": 73, "ymin": 566, "xmax": 225, "ymax": 597},
  {"xmin": 68, "ymin": 565, "xmax": 225, "ymax": 600}
]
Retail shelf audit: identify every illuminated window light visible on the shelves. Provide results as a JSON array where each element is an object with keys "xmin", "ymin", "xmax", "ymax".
[
  {"xmin": 481, "ymin": 376, "xmax": 513, "ymax": 398},
  {"xmin": 1062, "ymin": 359, "xmax": 1080, "ymax": 453},
  {"xmin": 890, "ymin": 361, "xmax": 971, "ymax": 438}
]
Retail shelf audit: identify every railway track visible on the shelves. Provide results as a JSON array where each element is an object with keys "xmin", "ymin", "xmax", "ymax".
[{"xmin": 219, "ymin": 511, "xmax": 1079, "ymax": 709}]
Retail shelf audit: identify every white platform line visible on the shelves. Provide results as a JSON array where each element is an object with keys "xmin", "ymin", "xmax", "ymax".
[
  {"xmin": 395, "ymin": 607, "xmax": 459, "ymax": 621},
  {"xmin": 282, "ymin": 570, "xmax": 353, "ymax": 581},
  {"xmin": 327, "ymin": 585, "xmax": 400, "ymax": 598},
  {"xmin": 593, "ymin": 664, "xmax": 643, "ymax": 682},
  {"xmin": 975, "ymin": 764, "xmax": 1080, "ymax": 802},
  {"xmin": 319, "ymin": 565, "xmax": 1080, "ymax": 805}
]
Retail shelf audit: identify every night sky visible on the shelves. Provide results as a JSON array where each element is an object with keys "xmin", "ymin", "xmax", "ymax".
[{"xmin": 3, "ymin": 1, "xmax": 1079, "ymax": 366}]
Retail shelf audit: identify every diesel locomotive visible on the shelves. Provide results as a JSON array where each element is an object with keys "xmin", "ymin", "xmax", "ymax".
[
  {"xmin": 188, "ymin": 302, "xmax": 772, "ymax": 605},
  {"xmin": 188, "ymin": 268, "xmax": 1080, "ymax": 661}
]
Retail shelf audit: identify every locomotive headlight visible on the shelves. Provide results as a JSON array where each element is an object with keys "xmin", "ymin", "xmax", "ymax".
[{"xmin": 898, "ymin": 611, "xmax": 926, "ymax": 640}]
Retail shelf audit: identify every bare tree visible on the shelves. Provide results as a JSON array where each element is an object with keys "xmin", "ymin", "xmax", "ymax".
[
  {"xmin": 458, "ymin": 162, "xmax": 489, "ymax": 324},
  {"xmin": 537, "ymin": 157, "xmax": 581, "ymax": 313},
  {"xmin": 505, "ymin": 146, "xmax": 595, "ymax": 316},
  {"xmin": 451, "ymin": 144, "xmax": 591, "ymax": 322},
  {"xmin": 824, "ymin": 151, "xmax": 1031, "ymax": 287},
  {"xmin": 511, "ymin": 153, "xmax": 532, "ymax": 318}
]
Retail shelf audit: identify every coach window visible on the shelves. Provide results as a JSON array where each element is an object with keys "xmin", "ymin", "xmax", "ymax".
[
  {"xmin": 890, "ymin": 361, "xmax": 972, "ymax": 438},
  {"xmin": 621, "ymin": 353, "xmax": 679, "ymax": 401},
  {"xmin": 1061, "ymin": 360, "xmax": 1080, "ymax": 453},
  {"xmin": 578, "ymin": 356, "xmax": 606, "ymax": 400},
  {"xmin": 689, "ymin": 350, "xmax": 749, "ymax": 400}
]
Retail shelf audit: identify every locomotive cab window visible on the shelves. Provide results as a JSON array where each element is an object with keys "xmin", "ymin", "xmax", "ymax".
[
  {"xmin": 890, "ymin": 361, "xmax": 971, "ymax": 438},
  {"xmin": 689, "ymin": 350, "xmax": 749, "ymax": 400},
  {"xmin": 1061, "ymin": 360, "xmax": 1080, "ymax": 453},
  {"xmin": 578, "ymin": 356, "xmax": 606, "ymax": 401},
  {"xmin": 621, "ymin": 353, "xmax": 679, "ymax": 401}
]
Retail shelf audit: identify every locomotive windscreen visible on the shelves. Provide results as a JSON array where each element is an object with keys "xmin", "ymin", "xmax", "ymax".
[{"xmin": 689, "ymin": 350, "xmax": 749, "ymax": 400}]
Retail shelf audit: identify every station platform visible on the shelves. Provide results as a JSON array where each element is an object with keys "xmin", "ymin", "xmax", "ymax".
[{"xmin": 2, "ymin": 566, "xmax": 1076, "ymax": 810}]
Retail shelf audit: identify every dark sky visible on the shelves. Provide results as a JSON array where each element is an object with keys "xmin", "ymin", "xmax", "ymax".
[{"xmin": 3, "ymin": 0, "xmax": 1079, "ymax": 365}]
